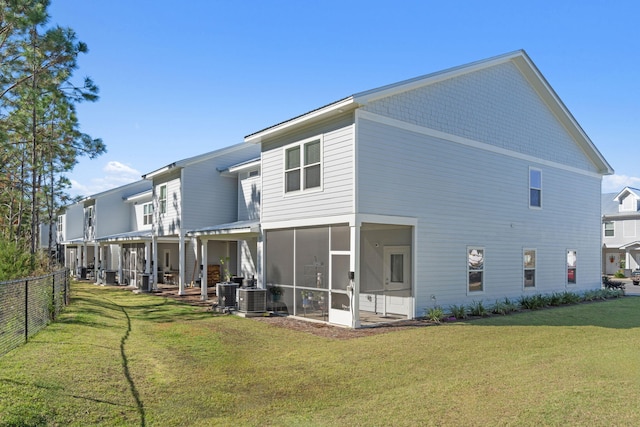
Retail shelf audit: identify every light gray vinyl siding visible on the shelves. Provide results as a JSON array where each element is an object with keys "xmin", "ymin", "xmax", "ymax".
[
  {"xmin": 95, "ymin": 181, "xmax": 151, "ymax": 237},
  {"xmin": 361, "ymin": 61, "xmax": 597, "ymax": 172},
  {"xmin": 238, "ymin": 174, "xmax": 261, "ymax": 221},
  {"xmin": 62, "ymin": 203, "xmax": 84, "ymax": 241},
  {"xmin": 181, "ymin": 144, "xmax": 261, "ymax": 230},
  {"xmin": 156, "ymin": 172, "xmax": 181, "ymax": 236},
  {"xmin": 357, "ymin": 117, "xmax": 602, "ymax": 312},
  {"xmin": 261, "ymin": 124, "xmax": 354, "ymax": 222}
]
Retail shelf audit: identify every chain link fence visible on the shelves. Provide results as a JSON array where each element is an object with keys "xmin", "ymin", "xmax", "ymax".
[{"xmin": 0, "ymin": 269, "xmax": 70, "ymax": 357}]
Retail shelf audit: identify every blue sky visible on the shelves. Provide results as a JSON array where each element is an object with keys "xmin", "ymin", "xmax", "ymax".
[{"xmin": 48, "ymin": 0, "xmax": 639, "ymax": 197}]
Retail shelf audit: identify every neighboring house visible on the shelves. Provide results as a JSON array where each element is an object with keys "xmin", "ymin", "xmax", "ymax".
[
  {"xmin": 58, "ymin": 180, "xmax": 152, "ymax": 282},
  {"xmin": 244, "ymin": 49, "xmax": 613, "ymax": 327},
  {"xmin": 95, "ymin": 188, "xmax": 154, "ymax": 286},
  {"xmin": 602, "ymin": 187, "xmax": 640, "ymax": 274},
  {"xmin": 142, "ymin": 143, "xmax": 261, "ymax": 295},
  {"xmin": 57, "ymin": 200, "xmax": 86, "ymax": 277}
]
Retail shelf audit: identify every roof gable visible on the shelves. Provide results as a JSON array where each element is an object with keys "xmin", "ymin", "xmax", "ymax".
[{"xmin": 245, "ymin": 50, "xmax": 612, "ymax": 175}]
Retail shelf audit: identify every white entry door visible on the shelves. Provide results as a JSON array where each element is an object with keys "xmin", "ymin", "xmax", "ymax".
[{"xmin": 383, "ymin": 246, "xmax": 412, "ymax": 317}]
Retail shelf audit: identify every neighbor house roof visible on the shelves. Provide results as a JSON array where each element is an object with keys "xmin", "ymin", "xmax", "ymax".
[{"xmin": 244, "ymin": 50, "xmax": 613, "ymax": 176}]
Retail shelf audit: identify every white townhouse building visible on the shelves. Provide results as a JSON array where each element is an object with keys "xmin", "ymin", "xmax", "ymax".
[
  {"xmin": 602, "ymin": 187, "xmax": 640, "ymax": 275},
  {"xmin": 243, "ymin": 50, "xmax": 613, "ymax": 327}
]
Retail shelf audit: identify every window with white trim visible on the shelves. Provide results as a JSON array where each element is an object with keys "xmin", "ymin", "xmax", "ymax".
[
  {"xmin": 143, "ymin": 203, "xmax": 153, "ymax": 225},
  {"xmin": 57, "ymin": 215, "xmax": 63, "ymax": 233},
  {"xmin": 604, "ymin": 221, "xmax": 614, "ymax": 237},
  {"xmin": 284, "ymin": 138, "xmax": 321, "ymax": 193},
  {"xmin": 529, "ymin": 168, "xmax": 542, "ymax": 208},
  {"xmin": 468, "ymin": 247, "xmax": 484, "ymax": 292},
  {"xmin": 524, "ymin": 249, "xmax": 536, "ymax": 288},
  {"xmin": 567, "ymin": 250, "xmax": 576, "ymax": 284},
  {"xmin": 159, "ymin": 185, "xmax": 167, "ymax": 214}
]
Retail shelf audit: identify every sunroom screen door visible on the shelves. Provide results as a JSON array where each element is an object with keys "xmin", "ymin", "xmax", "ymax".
[{"xmin": 383, "ymin": 246, "xmax": 411, "ymax": 317}]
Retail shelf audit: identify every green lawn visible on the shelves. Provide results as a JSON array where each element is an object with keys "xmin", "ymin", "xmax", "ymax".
[{"xmin": 1, "ymin": 282, "xmax": 640, "ymax": 426}]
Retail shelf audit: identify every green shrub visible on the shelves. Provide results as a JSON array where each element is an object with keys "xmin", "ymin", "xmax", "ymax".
[
  {"xmin": 561, "ymin": 291, "xmax": 581, "ymax": 305},
  {"xmin": 426, "ymin": 306, "xmax": 445, "ymax": 324},
  {"xmin": 614, "ymin": 270, "xmax": 626, "ymax": 278},
  {"xmin": 548, "ymin": 292, "xmax": 564, "ymax": 306},
  {"xmin": 449, "ymin": 304, "xmax": 467, "ymax": 320},
  {"xmin": 0, "ymin": 239, "xmax": 33, "ymax": 281},
  {"xmin": 468, "ymin": 300, "xmax": 488, "ymax": 317}
]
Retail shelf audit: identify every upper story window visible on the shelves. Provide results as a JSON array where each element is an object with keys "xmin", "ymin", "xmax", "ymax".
[
  {"xmin": 86, "ymin": 206, "xmax": 94, "ymax": 227},
  {"xmin": 159, "ymin": 185, "xmax": 167, "ymax": 214},
  {"xmin": 284, "ymin": 137, "xmax": 322, "ymax": 194},
  {"xmin": 143, "ymin": 203, "xmax": 153, "ymax": 225},
  {"xmin": 604, "ymin": 221, "xmax": 614, "ymax": 237},
  {"xmin": 57, "ymin": 215, "xmax": 63, "ymax": 233},
  {"xmin": 529, "ymin": 168, "xmax": 542, "ymax": 208}
]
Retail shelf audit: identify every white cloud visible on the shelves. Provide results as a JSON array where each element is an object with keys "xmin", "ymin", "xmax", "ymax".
[
  {"xmin": 69, "ymin": 161, "xmax": 142, "ymax": 198},
  {"xmin": 602, "ymin": 174, "xmax": 640, "ymax": 193}
]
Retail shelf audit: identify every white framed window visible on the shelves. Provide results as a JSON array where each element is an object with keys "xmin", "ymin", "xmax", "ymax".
[
  {"xmin": 284, "ymin": 136, "xmax": 322, "ymax": 194},
  {"xmin": 523, "ymin": 249, "xmax": 536, "ymax": 288},
  {"xmin": 567, "ymin": 250, "xmax": 577, "ymax": 285},
  {"xmin": 529, "ymin": 168, "xmax": 542, "ymax": 208},
  {"xmin": 86, "ymin": 206, "xmax": 94, "ymax": 227},
  {"xmin": 159, "ymin": 185, "xmax": 167, "ymax": 214},
  {"xmin": 57, "ymin": 215, "xmax": 63, "ymax": 233},
  {"xmin": 143, "ymin": 203, "xmax": 153, "ymax": 225},
  {"xmin": 467, "ymin": 247, "xmax": 484, "ymax": 293},
  {"xmin": 604, "ymin": 221, "xmax": 614, "ymax": 237}
]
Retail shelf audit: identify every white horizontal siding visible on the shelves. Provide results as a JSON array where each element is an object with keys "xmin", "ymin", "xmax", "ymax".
[
  {"xmin": 261, "ymin": 125, "xmax": 354, "ymax": 222},
  {"xmin": 182, "ymin": 144, "xmax": 260, "ymax": 230},
  {"xmin": 357, "ymin": 117, "xmax": 603, "ymax": 314},
  {"xmin": 156, "ymin": 174, "xmax": 181, "ymax": 236}
]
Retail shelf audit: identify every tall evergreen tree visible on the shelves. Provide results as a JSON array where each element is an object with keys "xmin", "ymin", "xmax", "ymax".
[{"xmin": 0, "ymin": 0, "xmax": 104, "ymax": 266}]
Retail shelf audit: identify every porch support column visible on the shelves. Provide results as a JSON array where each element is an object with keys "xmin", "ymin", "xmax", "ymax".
[
  {"xmin": 118, "ymin": 245, "xmax": 123, "ymax": 285},
  {"xmin": 257, "ymin": 232, "xmax": 264, "ymax": 289},
  {"xmin": 178, "ymin": 232, "xmax": 186, "ymax": 296},
  {"xmin": 201, "ymin": 239, "xmax": 208, "ymax": 300},
  {"xmin": 151, "ymin": 235, "xmax": 158, "ymax": 290},
  {"xmin": 93, "ymin": 242, "xmax": 99, "ymax": 284},
  {"xmin": 350, "ymin": 224, "xmax": 360, "ymax": 328}
]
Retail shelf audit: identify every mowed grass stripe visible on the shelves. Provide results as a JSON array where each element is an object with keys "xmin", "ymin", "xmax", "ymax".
[{"xmin": 1, "ymin": 282, "xmax": 640, "ymax": 426}]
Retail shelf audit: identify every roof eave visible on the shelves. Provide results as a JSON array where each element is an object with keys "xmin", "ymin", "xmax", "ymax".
[{"xmin": 245, "ymin": 97, "xmax": 357, "ymax": 144}]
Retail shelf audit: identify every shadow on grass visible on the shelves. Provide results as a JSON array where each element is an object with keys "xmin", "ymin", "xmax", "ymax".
[{"xmin": 0, "ymin": 377, "xmax": 134, "ymax": 408}]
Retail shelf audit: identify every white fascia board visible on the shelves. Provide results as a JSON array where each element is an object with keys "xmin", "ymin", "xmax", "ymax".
[
  {"xmin": 511, "ymin": 54, "xmax": 613, "ymax": 175},
  {"xmin": 125, "ymin": 190, "xmax": 153, "ymax": 203},
  {"xmin": 245, "ymin": 97, "xmax": 357, "ymax": 144},
  {"xmin": 142, "ymin": 163, "xmax": 179, "ymax": 180},
  {"xmin": 261, "ymin": 214, "xmax": 357, "ymax": 230},
  {"xmin": 614, "ymin": 187, "xmax": 640, "ymax": 202}
]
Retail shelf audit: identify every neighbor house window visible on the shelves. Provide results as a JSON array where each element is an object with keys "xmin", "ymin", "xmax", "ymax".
[
  {"xmin": 529, "ymin": 168, "xmax": 542, "ymax": 208},
  {"xmin": 143, "ymin": 203, "xmax": 153, "ymax": 225},
  {"xmin": 468, "ymin": 247, "xmax": 484, "ymax": 292},
  {"xmin": 604, "ymin": 221, "xmax": 614, "ymax": 237},
  {"xmin": 567, "ymin": 250, "xmax": 577, "ymax": 284},
  {"xmin": 524, "ymin": 249, "xmax": 536, "ymax": 288},
  {"xmin": 159, "ymin": 185, "xmax": 167, "ymax": 214},
  {"xmin": 284, "ymin": 138, "xmax": 322, "ymax": 193}
]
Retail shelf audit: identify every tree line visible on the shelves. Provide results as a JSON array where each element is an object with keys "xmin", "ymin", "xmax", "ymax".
[{"xmin": 0, "ymin": 0, "xmax": 104, "ymax": 278}]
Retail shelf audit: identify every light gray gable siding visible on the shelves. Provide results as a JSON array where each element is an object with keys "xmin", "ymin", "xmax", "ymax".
[
  {"xmin": 238, "ymin": 173, "xmax": 260, "ymax": 221},
  {"xmin": 357, "ymin": 116, "xmax": 602, "ymax": 311},
  {"xmin": 361, "ymin": 61, "xmax": 597, "ymax": 173},
  {"xmin": 181, "ymin": 144, "xmax": 260, "ymax": 229},
  {"xmin": 261, "ymin": 115, "xmax": 355, "ymax": 223}
]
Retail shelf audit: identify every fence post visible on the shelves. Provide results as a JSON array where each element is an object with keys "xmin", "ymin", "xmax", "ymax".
[
  {"xmin": 52, "ymin": 274, "xmax": 56, "ymax": 320},
  {"xmin": 24, "ymin": 279, "xmax": 29, "ymax": 343}
]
